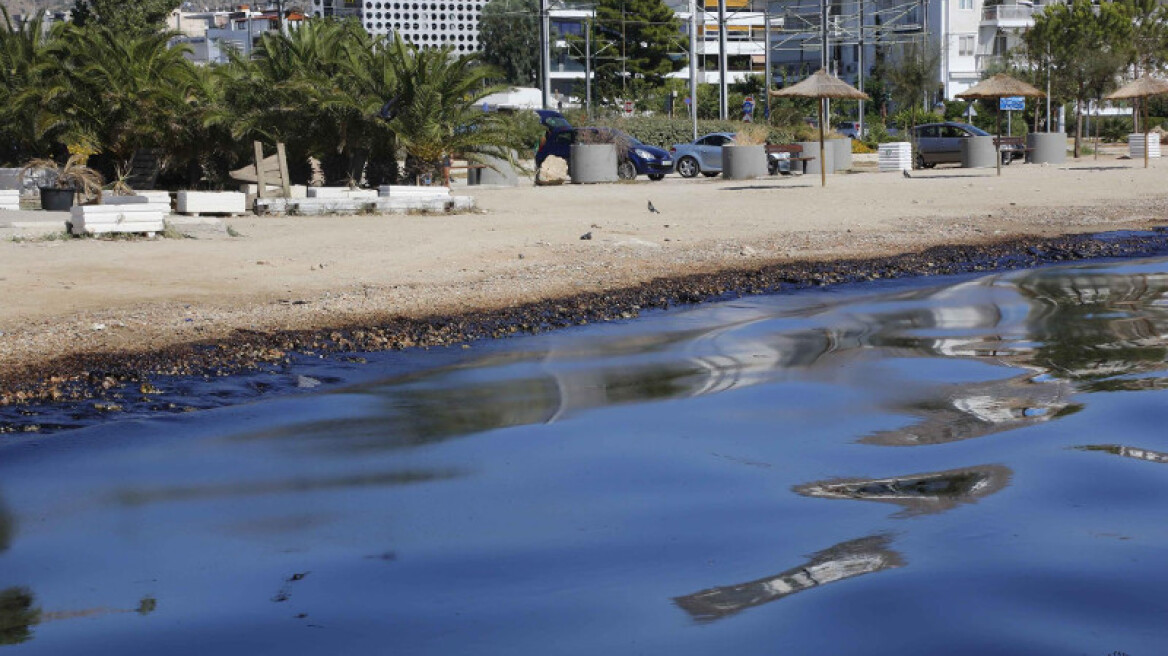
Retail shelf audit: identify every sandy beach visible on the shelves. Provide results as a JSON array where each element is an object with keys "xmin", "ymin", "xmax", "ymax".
[{"xmin": 2, "ymin": 153, "xmax": 1167, "ymax": 394}]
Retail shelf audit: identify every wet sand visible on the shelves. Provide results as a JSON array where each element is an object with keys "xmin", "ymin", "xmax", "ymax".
[{"xmin": 2, "ymin": 154, "xmax": 1167, "ymax": 403}]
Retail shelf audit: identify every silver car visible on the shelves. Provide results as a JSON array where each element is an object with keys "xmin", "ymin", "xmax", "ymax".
[{"xmin": 670, "ymin": 132, "xmax": 736, "ymax": 178}]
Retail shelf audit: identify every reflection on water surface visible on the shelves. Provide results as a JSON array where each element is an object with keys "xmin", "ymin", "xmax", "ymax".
[
  {"xmin": 674, "ymin": 535, "xmax": 903, "ymax": 622},
  {"xmin": 3, "ymin": 259, "xmax": 1168, "ymax": 653}
]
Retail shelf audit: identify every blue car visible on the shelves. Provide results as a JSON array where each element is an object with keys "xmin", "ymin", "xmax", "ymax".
[{"xmin": 536, "ymin": 127, "xmax": 672, "ymax": 180}]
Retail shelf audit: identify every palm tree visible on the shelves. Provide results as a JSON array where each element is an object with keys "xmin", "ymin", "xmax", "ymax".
[
  {"xmin": 384, "ymin": 35, "xmax": 528, "ymax": 184},
  {"xmin": 24, "ymin": 24, "xmax": 198, "ymax": 172},
  {"xmin": 0, "ymin": 7, "xmax": 55, "ymax": 164}
]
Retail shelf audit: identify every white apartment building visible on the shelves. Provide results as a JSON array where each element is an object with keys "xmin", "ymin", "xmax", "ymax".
[
  {"xmin": 768, "ymin": 0, "xmax": 1045, "ymax": 100},
  {"xmin": 547, "ymin": 0, "xmax": 779, "ymax": 102},
  {"xmin": 309, "ymin": 0, "xmax": 485, "ymax": 52}
]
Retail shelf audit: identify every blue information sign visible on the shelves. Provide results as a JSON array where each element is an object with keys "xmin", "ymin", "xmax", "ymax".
[{"xmin": 999, "ymin": 96, "xmax": 1025, "ymax": 111}]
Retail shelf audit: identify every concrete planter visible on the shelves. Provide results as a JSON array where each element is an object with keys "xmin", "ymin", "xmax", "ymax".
[
  {"xmin": 176, "ymin": 191, "xmax": 247, "ymax": 215},
  {"xmin": 470, "ymin": 153, "xmax": 519, "ymax": 187},
  {"xmin": 1025, "ymin": 133, "xmax": 1066, "ymax": 164},
  {"xmin": 569, "ymin": 144, "xmax": 618, "ymax": 184},
  {"xmin": 797, "ymin": 140, "xmax": 834, "ymax": 175},
  {"xmin": 721, "ymin": 144, "xmax": 768, "ymax": 180},
  {"xmin": 0, "ymin": 190, "xmax": 19, "ymax": 210},
  {"xmin": 960, "ymin": 136, "xmax": 998, "ymax": 168},
  {"xmin": 829, "ymin": 139, "xmax": 853, "ymax": 171}
]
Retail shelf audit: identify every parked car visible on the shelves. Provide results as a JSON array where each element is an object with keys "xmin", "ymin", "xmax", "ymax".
[
  {"xmin": 835, "ymin": 121, "xmax": 862, "ymax": 139},
  {"xmin": 534, "ymin": 109, "xmax": 571, "ymax": 131},
  {"xmin": 670, "ymin": 132, "xmax": 735, "ymax": 178},
  {"xmin": 536, "ymin": 127, "xmax": 672, "ymax": 180},
  {"xmin": 910, "ymin": 122, "xmax": 1025, "ymax": 168},
  {"xmin": 672, "ymin": 133, "xmax": 795, "ymax": 177}
]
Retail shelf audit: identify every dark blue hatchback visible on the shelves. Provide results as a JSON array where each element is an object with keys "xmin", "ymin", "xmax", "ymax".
[{"xmin": 536, "ymin": 127, "xmax": 672, "ymax": 180}]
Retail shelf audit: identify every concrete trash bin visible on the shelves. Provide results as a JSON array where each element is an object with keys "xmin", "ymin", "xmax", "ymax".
[
  {"xmin": 1026, "ymin": 133, "xmax": 1066, "ymax": 164},
  {"xmin": 960, "ymin": 136, "xmax": 997, "ymax": 169}
]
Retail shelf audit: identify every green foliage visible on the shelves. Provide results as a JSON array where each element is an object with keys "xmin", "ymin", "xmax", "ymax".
[
  {"xmin": 1025, "ymin": 0, "xmax": 1128, "ymax": 155},
  {"xmin": 480, "ymin": 0, "xmax": 539, "ymax": 86},
  {"xmin": 889, "ymin": 109, "xmax": 942, "ymax": 129},
  {"xmin": 884, "ymin": 40, "xmax": 941, "ymax": 113},
  {"xmin": 382, "ymin": 35, "xmax": 527, "ymax": 182},
  {"xmin": 0, "ymin": 7, "xmax": 55, "ymax": 164},
  {"xmin": 589, "ymin": 0, "xmax": 685, "ymax": 103},
  {"xmin": 71, "ymin": 0, "xmax": 179, "ymax": 34},
  {"xmin": 1099, "ymin": 117, "xmax": 1133, "ymax": 141}
]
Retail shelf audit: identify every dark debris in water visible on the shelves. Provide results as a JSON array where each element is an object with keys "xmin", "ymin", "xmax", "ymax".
[{"xmin": 3, "ymin": 230, "xmax": 1168, "ymax": 434}]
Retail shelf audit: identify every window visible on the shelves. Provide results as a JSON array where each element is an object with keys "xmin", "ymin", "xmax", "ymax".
[
  {"xmin": 959, "ymin": 0, "xmax": 972, "ymax": 8},
  {"xmin": 958, "ymin": 35, "xmax": 975, "ymax": 57}
]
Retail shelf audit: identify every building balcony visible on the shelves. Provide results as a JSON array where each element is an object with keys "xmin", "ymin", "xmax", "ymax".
[
  {"xmin": 980, "ymin": 4, "xmax": 1036, "ymax": 28},
  {"xmin": 975, "ymin": 54, "xmax": 1006, "ymax": 73}
]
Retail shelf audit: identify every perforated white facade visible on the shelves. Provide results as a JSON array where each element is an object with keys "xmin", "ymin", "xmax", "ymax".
[{"xmin": 309, "ymin": 0, "xmax": 484, "ymax": 52}]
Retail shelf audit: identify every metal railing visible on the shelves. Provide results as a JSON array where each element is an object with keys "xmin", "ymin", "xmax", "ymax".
[{"xmin": 981, "ymin": 4, "xmax": 1035, "ymax": 22}]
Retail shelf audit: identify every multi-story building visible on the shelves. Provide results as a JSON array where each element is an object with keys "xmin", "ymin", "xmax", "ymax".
[
  {"xmin": 768, "ymin": 0, "xmax": 1046, "ymax": 100},
  {"xmin": 308, "ymin": 0, "xmax": 485, "ymax": 53},
  {"xmin": 170, "ymin": 7, "xmax": 304, "ymax": 64},
  {"xmin": 546, "ymin": 0, "xmax": 779, "ymax": 102}
]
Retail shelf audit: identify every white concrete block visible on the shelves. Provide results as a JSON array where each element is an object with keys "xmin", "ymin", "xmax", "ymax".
[
  {"xmin": 378, "ymin": 185, "xmax": 451, "ymax": 198},
  {"xmin": 0, "ymin": 169, "xmax": 23, "ymax": 191},
  {"xmin": 70, "ymin": 204, "xmax": 165, "ymax": 235},
  {"xmin": 308, "ymin": 187, "xmax": 378, "ymax": 200},
  {"xmin": 176, "ymin": 191, "xmax": 247, "ymax": 215},
  {"xmin": 0, "ymin": 190, "xmax": 19, "ymax": 211},
  {"xmin": 241, "ymin": 183, "xmax": 307, "ymax": 198}
]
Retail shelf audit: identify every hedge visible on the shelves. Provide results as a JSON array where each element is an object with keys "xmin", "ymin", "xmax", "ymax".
[{"xmin": 576, "ymin": 116, "xmax": 810, "ymax": 147}]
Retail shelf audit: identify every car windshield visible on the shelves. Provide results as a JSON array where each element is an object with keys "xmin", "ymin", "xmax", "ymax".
[{"xmin": 544, "ymin": 116, "xmax": 571, "ymax": 129}]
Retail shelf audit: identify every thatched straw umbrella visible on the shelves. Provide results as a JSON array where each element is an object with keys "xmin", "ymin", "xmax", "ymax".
[
  {"xmin": 956, "ymin": 74, "xmax": 1045, "ymax": 177},
  {"xmin": 770, "ymin": 69, "xmax": 870, "ymax": 187},
  {"xmin": 1105, "ymin": 76, "xmax": 1168, "ymax": 169}
]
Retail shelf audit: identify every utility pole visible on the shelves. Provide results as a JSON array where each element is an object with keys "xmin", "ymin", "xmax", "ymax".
[
  {"xmin": 718, "ymin": 0, "xmax": 728, "ymax": 119},
  {"xmin": 820, "ymin": 0, "xmax": 827, "ymax": 70},
  {"xmin": 540, "ymin": 0, "xmax": 551, "ymax": 109},
  {"xmin": 585, "ymin": 19, "xmax": 593, "ymax": 120},
  {"xmin": 276, "ymin": 0, "xmax": 285, "ymax": 33},
  {"xmin": 858, "ymin": 0, "xmax": 864, "ymax": 139},
  {"xmin": 689, "ymin": 0, "xmax": 699, "ymax": 139},
  {"xmin": 764, "ymin": 7, "xmax": 772, "ymax": 123}
]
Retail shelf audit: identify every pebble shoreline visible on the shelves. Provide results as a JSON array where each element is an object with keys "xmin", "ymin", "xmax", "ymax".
[{"xmin": 3, "ymin": 228, "xmax": 1167, "ymax": 432}]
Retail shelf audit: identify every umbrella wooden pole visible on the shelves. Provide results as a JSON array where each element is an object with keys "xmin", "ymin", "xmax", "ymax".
[
  {"xmin": 1145, "ymin": 99, "xmax": 1150, "ymax": 169},
  {"xmin": 818, "ymin": 97, "xmax": 826, "ymax": 187},
  {"xmin": 996, "ymin": 101, "xmax": 1002, "ymax": 177}
]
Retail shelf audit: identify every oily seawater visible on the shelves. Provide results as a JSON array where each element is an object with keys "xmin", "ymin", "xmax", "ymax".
[{"xmin": 2, "ymin": 258, "xmax": 1168, "ymax": 655}]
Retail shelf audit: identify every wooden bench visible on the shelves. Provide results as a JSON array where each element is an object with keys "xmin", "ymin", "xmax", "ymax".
[
  {"xmin": 765, "ymin": 144, "xmax": 816, "ymax": 175},
  {"xmin": 994, "ymin": 136, "xmax": 1031, "ymax": 163}
]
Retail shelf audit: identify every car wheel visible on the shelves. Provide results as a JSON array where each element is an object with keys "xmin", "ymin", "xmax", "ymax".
[
  {"xmin": 617, "ymin": 160, "xmax": 636, "ymax": 180},
  {"xmin": 677, "ymin": 156, "xmax": 699, "ymax": 178},
  {"xmin": 648, "ymin": 173, "xmax": 665, "ymax": 181},
  {"xmin": 702, "ymin": 172, "xmax": 719, "ymax": 177}
]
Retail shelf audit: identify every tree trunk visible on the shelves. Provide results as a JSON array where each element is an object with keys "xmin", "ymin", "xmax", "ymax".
[{"xmin": 1073, "ymin": 99, "xmax": 1082, "ymax": 159}]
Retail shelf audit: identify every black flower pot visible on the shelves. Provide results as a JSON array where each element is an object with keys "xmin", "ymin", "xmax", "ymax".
[{"xmin": 39, "ymin": 187, "xmax": 75, "ymax": 212}]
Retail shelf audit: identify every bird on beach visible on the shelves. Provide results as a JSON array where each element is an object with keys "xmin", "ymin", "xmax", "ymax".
[
  {"xmin": 647, "ymin": 200, "xmax": 660, "ymax": 214},
  {"xmin": 902, "ymin": 169, "xmax": 912, "ymax": 179}
]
